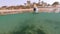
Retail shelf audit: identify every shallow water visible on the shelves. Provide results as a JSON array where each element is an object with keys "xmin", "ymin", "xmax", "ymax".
[{"xmin": 0, "ymin": 12, "xmax": 60, "ymax": 34}]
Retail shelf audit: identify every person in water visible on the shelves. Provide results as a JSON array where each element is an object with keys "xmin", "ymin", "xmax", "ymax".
[{"xmin": 33, "ymin": 4, "xmax": 39, "ymax": 13}]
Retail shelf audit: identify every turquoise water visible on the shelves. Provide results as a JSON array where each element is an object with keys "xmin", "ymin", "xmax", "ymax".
[{"xmin": 0, "ymin": 12, "xmax": 60, "ymax": 34}]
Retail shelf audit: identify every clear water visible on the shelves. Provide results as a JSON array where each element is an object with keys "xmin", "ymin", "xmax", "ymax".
[{"xmin": 0, "ymin": 12, "xmax": 60, "ymax": 34}]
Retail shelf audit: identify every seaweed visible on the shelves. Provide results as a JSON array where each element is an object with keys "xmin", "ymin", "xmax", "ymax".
[{"xmin": 11, "ymin": 25, "xmax": 45, "ymax": 34}]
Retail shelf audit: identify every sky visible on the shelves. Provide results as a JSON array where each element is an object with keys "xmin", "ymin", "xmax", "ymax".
[{"xmin": 0, "ymin": 0, "xmax": 60, "ymax": 7}]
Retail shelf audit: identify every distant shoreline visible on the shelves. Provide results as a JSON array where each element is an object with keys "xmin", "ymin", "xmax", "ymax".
[{"xmin": 0, "ymin": 7, "xmax": 60, "ymax": 15}]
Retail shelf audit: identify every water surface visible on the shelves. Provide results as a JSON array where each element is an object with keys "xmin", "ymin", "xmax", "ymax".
[{"xmin": 0, "ymin": 12, "xmax": 60, "ymax": 34}]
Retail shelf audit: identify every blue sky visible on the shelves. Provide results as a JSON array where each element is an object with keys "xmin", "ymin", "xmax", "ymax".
[{"xmin": 0, "ymin": 0, "xmax": 60, "ymax": 7}]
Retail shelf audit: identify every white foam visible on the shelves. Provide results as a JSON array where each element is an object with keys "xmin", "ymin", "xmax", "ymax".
[{"xmin": 55, "ymin": 8, "xmax": 60, "ymax": 13}]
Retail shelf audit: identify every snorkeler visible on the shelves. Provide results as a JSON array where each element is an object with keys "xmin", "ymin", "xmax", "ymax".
[{"xmin": 33, "ymin": 4, "xmax": 39, "ymax": 13}]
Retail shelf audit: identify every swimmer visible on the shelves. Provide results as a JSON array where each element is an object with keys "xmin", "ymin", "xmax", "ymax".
[{"xmin": 33, "ymin": 4, "xmax": 39, "ymax": 14}]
